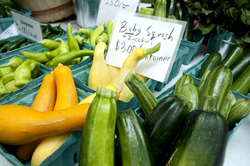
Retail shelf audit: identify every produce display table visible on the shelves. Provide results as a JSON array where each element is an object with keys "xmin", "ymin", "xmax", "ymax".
[{"xmin": 0, "ymin": 18, "xmax": 249, "ymax": 166}]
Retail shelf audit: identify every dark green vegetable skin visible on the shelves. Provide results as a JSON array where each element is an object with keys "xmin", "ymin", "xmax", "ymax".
[
  {"xmin": 153, "ymin": 0, "xmax": 167, "ymax": 18},
  {"xmin": 198, "ymin": 52, "xmax": 222, "ymax": 78},
  {"xmin": 166, "ymin": 0, "xmax": 177, "ymax": 18},
  {"xmin": 199, "ymin": 65, "xmax": 233, "ymax": 115},
  {"xmin": 116, "ymin": 109, "xmax": 153, "ymax": 166},
  {"xmin": 220, "ymin": 45, "xmax": 244, "ymax": 67},
  {"xmin": 231, "ymin": 65, "xmax": 250, "ymax": 95},
  {"xmin": 229, "ymin": 48, "xmax": 250, "ymax": 81},
  {"xmin": 166, "ymin": 109, "xmax": 228, "ymax": 166},
  {"xmin": 143, "ymin": 95, "xmax": 189, "ymax": 165}
]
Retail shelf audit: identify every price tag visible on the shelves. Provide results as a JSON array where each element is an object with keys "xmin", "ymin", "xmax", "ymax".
[
  {"xmin": 0, "ymin": 24, "xmax": 18, "ymax": 39},
  {"xmin": 96, "ymin": 0, "xmax": 140, "ymax": 25},
  {"xmin": 105, "ymin": 11, "xmax": 186, "ymax": 83},
  {"xmin": 11, "ymin": 9, "xmax": 43, "ymax": 41}
]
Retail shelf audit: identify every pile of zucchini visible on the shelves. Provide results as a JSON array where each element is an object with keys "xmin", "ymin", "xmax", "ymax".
[
  {"xmin": 118, "ymin": 71, "xmax": 249, "ymax": 166},
  {"xmin": 198, "ymin": 45, "xmax": 250, "ymax": 96},
  {"xmin": 78, "ymin": 49, "xmax": 250, "ymax": 165}
]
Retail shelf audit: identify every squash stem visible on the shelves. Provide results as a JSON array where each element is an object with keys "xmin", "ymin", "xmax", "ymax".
[{"xmin": 143, "ymin": 42, "xmax": 161, "ymax": 57}]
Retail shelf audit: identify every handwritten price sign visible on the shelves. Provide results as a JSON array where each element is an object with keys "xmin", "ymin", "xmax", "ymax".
[
  {"xmin": 11, "ymin": 9, "xmax": 43, "ymax": 41},
  {"xmin": 96, "ymin": 0, "xmax": 140, "ymax": 25},
  {"xmin": 106, "ymin": 11, "xmax": 186, "ymax": 83}
]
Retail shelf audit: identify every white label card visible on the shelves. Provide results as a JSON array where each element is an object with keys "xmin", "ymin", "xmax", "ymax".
[
  {"xmin": 0, "ymin": 24, "xmax": 18, "ymax": 39},
  {"xmin": 105, "ymin": 11, "xmax": 186, "ymax": 83},
  {"xmin": 96, "ymin": 0, "xmax": 140, "ymax": 25},
  {"xmin": 11, "ymin": 9, "xmax": 43, "ymax": 41}
]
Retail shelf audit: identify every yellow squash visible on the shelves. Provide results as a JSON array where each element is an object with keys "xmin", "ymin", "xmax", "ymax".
[
  {"xmin": 0, "ymin": 103, "xmax": 90, "ymax": 145},
  {"xmin": 88, "ymin": 42, "xmax": 112, "ymax": 90},
  {"xmin": 111, "ymin": 42, "xmax": 161, "ymax": 102},
  {"xmin": 31, "ymin": 64, "xmax": 79, "ymax": 166},
  {"xmin": 53, "ymin": 64, "xmax": 79, "ymax": 111},
  {"xmin": 14, "ymin": 72, "xmax": 57, "ymax": 161}
]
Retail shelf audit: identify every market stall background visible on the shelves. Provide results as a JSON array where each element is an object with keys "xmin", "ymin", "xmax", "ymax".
[{"xmin": 0, "ymin": 1, "xmax": 250, "ymax": 166}]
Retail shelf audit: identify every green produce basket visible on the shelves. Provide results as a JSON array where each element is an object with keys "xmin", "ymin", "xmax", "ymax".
[
  {"xmin": 71, "ymin": 61, "xmax": 158, "ymax": 113},
  {"xmin": 0, "ymin": 54, "xmax": 52, "ymax": 102},
  {"xmin": 0, "ymin": 76, "xmax": 91, "ymax": 166},
  {"xmin": 154, "ymin": 45, "xmax": 189, "ymax": 91},
  {"xmin": 180, "ymin": 30, "xmax": 204, "ymax": 65},
  {"xmin": 0, "ymin": 34, "xmax": 36, "ymax": 59},
  {"xmin": 0, "ymin": 8, "xmax": 31, "ymax": 32},
  {"xmin": 182, "ymin": 53, "xmax": 250, "ymax": 99},
  {"xmin": 207, "ymin": 29, "xmax": 236, "ymax": 58}
]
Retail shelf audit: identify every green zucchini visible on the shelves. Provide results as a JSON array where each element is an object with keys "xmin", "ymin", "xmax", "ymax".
[
  {"xmin": 197, "ymin": 69, "xmax": 210, "ymax": 93},
  {"xmin": 175, "ymin": 93, "xmax": 193, "ymax": 112},
  {"xmin": 79, "ymin": 87, "xmax": 117, "ymax": 166},
  {"xmin": 181, "ymin": 4, "xmax": 194, "ymax": 42},
  {"xmin": 219, "ymin": 91, "xmax": 236, "ymax": 119},
  {"xmin": 173, "ymin": 74, "xmax": 194, "ymax": 95},
  {"xmin": 166, "ymin": 0, "xmax": 177, "ymax": 18},
  {"xmin": 180, "ymin": 83, "xmax": 199, "ymax": 111},
  {"xmin": 231, "ymin": 65, "xmax": 250, "ymax": 95},
  {"xmin": 229, "ymin": 48, "xmax": 250, "ymax": 81},
  {"xmin": 116, "ymin": 109, "xmax": 153, "ymax": 166},
  {"xmin": 197, "ymin": 52, "xmax": 222, "ymax": 78},
  {"xmin": 220, "ymin": 45, "xmax": 244, "ymax": 67},
  {"xmin": 199, "ymin": 65, "xmax": 233, "ymax": 115},
  {"xmin": 227, "ymin": 98, "xmax": 250, "ymax": 129},
  {"xmin": 166, "ymin": 109, "xmax": 229, "ymax": 166},
  {"xmin": 200, "ymin": 95, "xmax": 217, "ymax": 112},
  {"xmin": 153, "ymin": 0, "xmax": 166, "ymax": 18},
  {"xmin": 143, "ymin": 95, "xmax": 189, "ymax": 164},
  {"xmin": 124, "ymin": 71, "xmax": 158, "ymax": 117}
]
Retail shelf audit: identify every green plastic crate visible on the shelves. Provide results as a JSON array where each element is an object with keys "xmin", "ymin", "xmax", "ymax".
[
  {"xmin": 180, "ymin": 30, "xmax": 204, "ymax": 65},
  {"xmin": 0, "ymin": 8, "xmax": 31, "ymax": 32},
  {"xmin": 0, "ymin": 76, "xmax": 91, "ymax": 166}
]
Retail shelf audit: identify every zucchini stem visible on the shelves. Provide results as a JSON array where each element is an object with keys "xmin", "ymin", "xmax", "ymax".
[{"xmin": 143, "ymin": 42, "xmax": 161, "ymax": 57}]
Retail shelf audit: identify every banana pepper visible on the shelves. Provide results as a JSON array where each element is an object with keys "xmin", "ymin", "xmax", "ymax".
[
  {"xmin": 0, "ymin": 57, "xmax": 24, "ymax": 70},
  {"xmin": 45, "ymin": 50, "xmax": 94, "ymax": 69},
  {"xmin": 14, "ymin": 59, "xmax": 40, "ymax": 88}
]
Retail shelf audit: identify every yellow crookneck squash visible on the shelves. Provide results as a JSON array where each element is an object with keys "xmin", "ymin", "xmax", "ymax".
[
  {"xmin": 0, "ymin": 103, "xmax": 90, "ymax": 146},
  {"xmin": 31, "ymin": 64, "xmax": 79, "ymax": 166},
  {"xmin": 107, "ymin": 65, "xmax": 149, "ymax": 83},
  {"xmin": 111, "ymin": 42, "xmax": 161, "ymax": 102},
  {"xmin": 14, "ymin": 72, "xmax": 57, "ymax": 161},
  {"xmin": 88, "ymin": 42, "xmax": 112, "ymax": 91},
  {"xmin": 53, "ymin": 64, "xmax": 79, "ymax": 111}
]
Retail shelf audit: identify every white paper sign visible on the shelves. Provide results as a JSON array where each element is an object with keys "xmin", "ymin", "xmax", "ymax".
[
  {"xmin": 96, "ymin": 0, "xmax": 140, "ymax": 25},
  {"xmin": 11, "ymin": 9, "xmax": 43, "ymax": 41},
  {"xmin": 0, "ymin": 24, "xmax": 18, "ymax": 39},
  {"xmin": 105, "ymin": 11, "xmax": 186, "ymax": 83}
]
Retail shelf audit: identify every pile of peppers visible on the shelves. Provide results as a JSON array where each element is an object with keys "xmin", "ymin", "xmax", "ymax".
[
  {"xmin": 22, "ymin": 21, "xmax": 113, "ymax": 69},
  {"xmin": 41, "ymin": 23, "xmax": 65, "ymax": 39},
  {"xmin": 0, "ymin": 57, "xmax": 40, "ymax": 99},
  {"xmin": 76, "ymin": 20, "xmax": 113, "ymax": 46},
  {"xmin": 0, "ymin": 37, "xmax": 32, "ymax": 53},
  {"xmin": 0, "ymin": 0, "xmax": 20, "ymax": 18}
]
